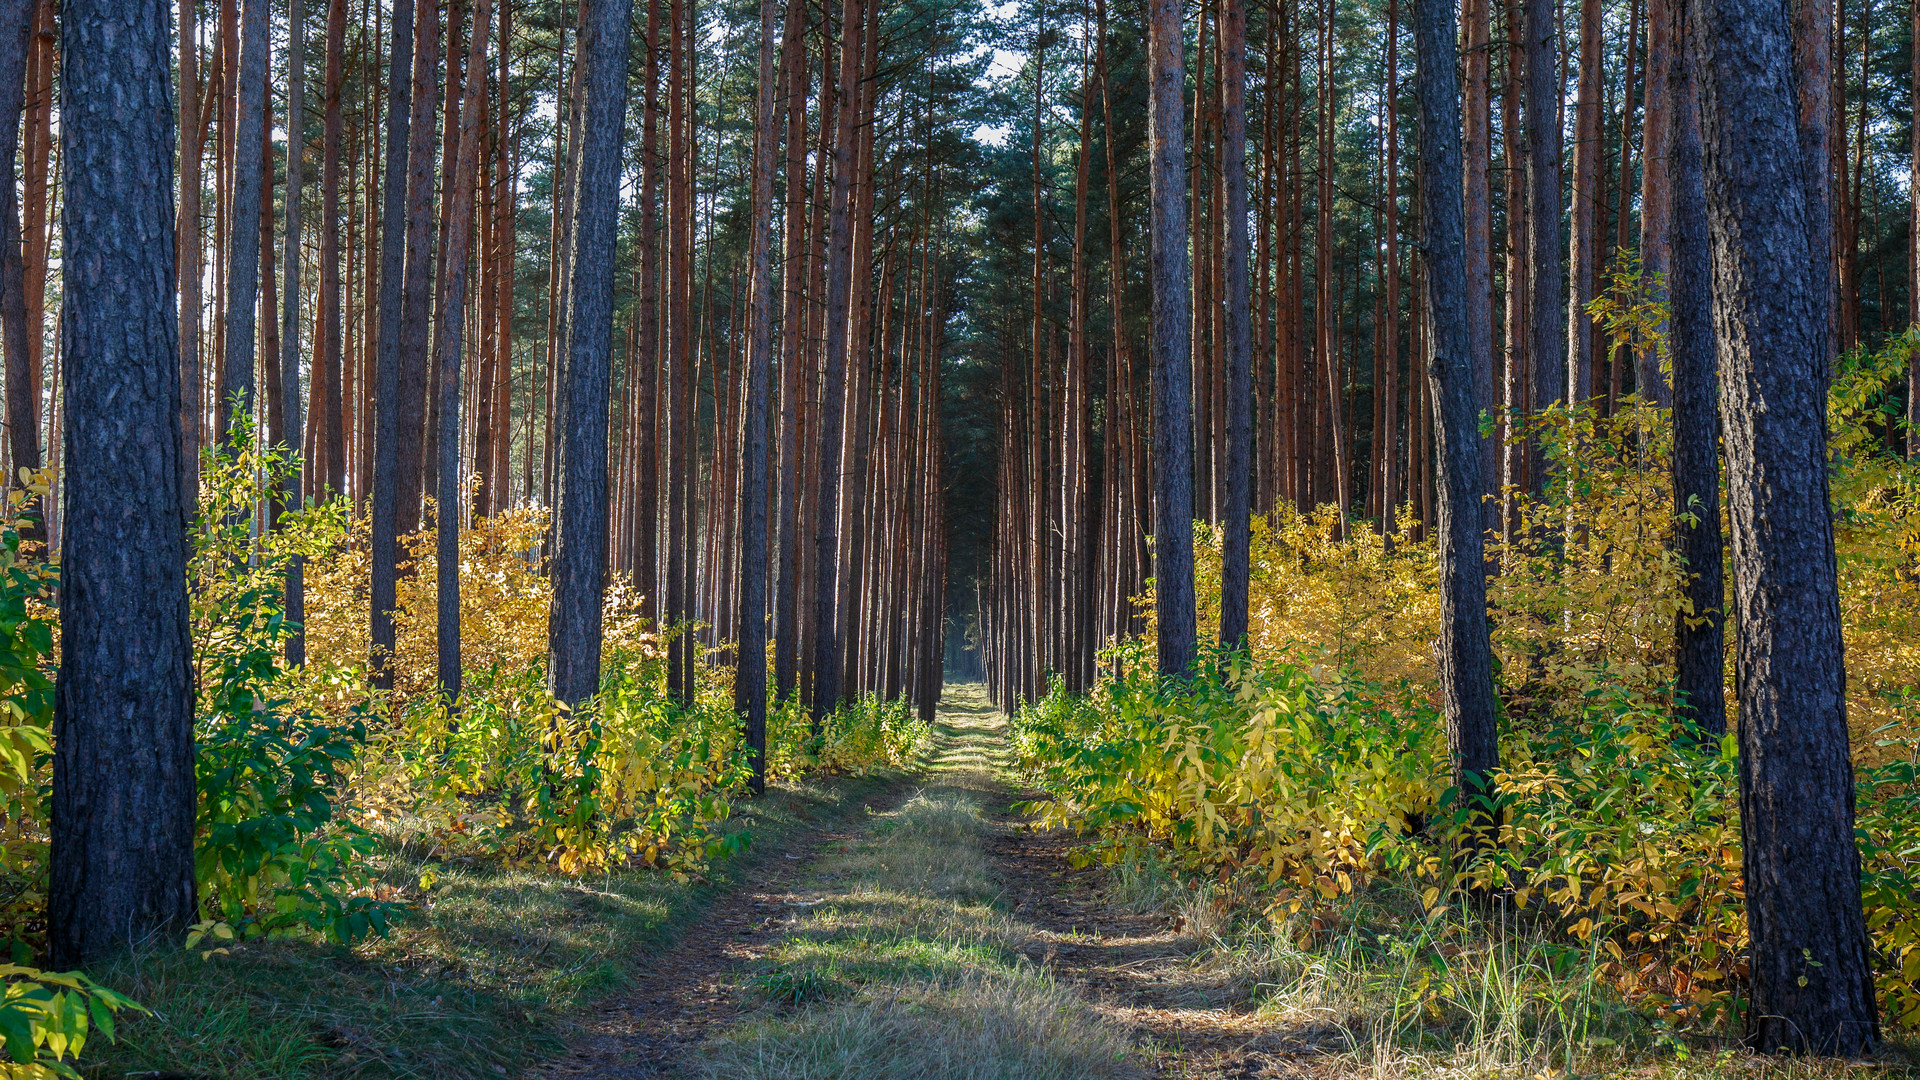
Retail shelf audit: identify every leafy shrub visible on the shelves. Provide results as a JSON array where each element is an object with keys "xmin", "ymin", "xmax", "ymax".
[
  {"xmin": 0, "ymin": 964, "xmax": 142, "ymax": 1079},
  {"xmin": 188, "ymin": 433, "xmax": 404, "ymax": 944}
]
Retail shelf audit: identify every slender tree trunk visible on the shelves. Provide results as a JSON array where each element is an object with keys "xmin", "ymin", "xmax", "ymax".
[
  {"xmin": 396, "ymin": 0, "xmax": 442, "ymax": 539},
  {"xmin": 370, "ymin": 0, "xmax": 415, "ymax": 688},
  {"xmin": 1689, "ymin": 0, "xmax": 1876, "ymax": 1051},
  {"xmin": 0, "ymin": 0, "xmax": 36, "ymax": 496},
  {"xmin": 738, "ymin": 0, "xmax": 781, "ymax": 791},
  {"xmin": 319, "ymin": 0, "xmax": 348, "ymax": 499},
  {"xmin": 548, "ymin": 0, "xmax": 634, "ymax": 706},
  {"xmin": 1639, "ymin": 0, "xmax": 1672, "ymax": 403},
  {"xmin": 1148, "ymin": 0, "xmax": 1195, "ymax": 677},
  {"xmin": 1524, "ymin": 0, "xmax": 1566, "ymax": 450},
  {"xmin": 49, "ymin": 0, "xmax": 197, "ymax": 966},
  {"xmin": 436, "ymin": 0, "xmax": 494, "ymax": 703},
  {"xmin": 1462, "ymin": 0, "xmax": 1494, "ymax": 529},
  {"xmin": 220, "ymin": 0, "xmax": 271, "ymax": 440},
  {"xmin": 1218, "ymin": 0, "xmax": 1251, "ymax": 650},
  {"xmin": 1912, "ymin": 0, "xmax": 1920, "ymax": 455},
  {"xmin": 1415, "ymin": 0, "xmax": 1500, "ymax": 822},
  {"xmin": 277, "ymin": 0, "xmax": 309, "ymax": 664},
  {"xmin": 809, "ymin": 0, "xmax": 864, "ymax": 725},
  {"xmin": 1664, "ymin": 7, "xmax": 1723, "ymax": 737},
  {"xmin": 1566, "ymin": 0, "xmax": 1602, "ymax": 402}
]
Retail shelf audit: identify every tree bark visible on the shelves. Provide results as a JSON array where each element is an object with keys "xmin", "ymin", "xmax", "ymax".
[
  {"xmin": 547, "ymin": 0, "xmax": 634, "ymax": 706},
  {"xmin": 809, "ymin": 0, "xmax": 864, "ymax": 725},
  {"xmin": 1566, "ymin": 0, "xmax": 1602, "ymax": 403},
  {"xmin": 436, "ymin": 0, "xmax": 494, "ymax": 703},
  {"xmin": 49, "ymin": 0, "xmax": 197, "ymax": 965},
  {"xmin": 219, "ymin": 0, "xmax": 272, "ymax": 440},
  {"xmin": 1218, "ymin": 0, "xmax": 1251, "ymax": 650},
  {"xmin": 1665, "ymin": 0, "xmax": 1724, "ymax": 737},
  {"xmin": 370, "ymin": 0, "xmax": 415, "ymax": 689},
  {"xmin": 1523, "ymin": 0, "xmax": 1566, "ymax": 444},
  {"xmin": 1415, "ymin": 0, "xmax": 1500, "ymax": 816},
  {"xmin": 1148, "ymin": 0, "xmax": 1195, "ymax": 677},
  {"xmin": 1688, "ymin": 0, "xmax": 1877, "ymax": 1050},
  {"xmin": 738, "ymin": 0, "xmax": 781, "ymax": 791},
  {"xmin": 0, "ymin": 0, "xmax": 36, "ymax": 493}
]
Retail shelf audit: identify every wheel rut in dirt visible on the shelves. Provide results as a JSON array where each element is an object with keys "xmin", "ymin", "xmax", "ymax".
[{"xmin": 527, "ymin": 778, "xmax": 924, "ymax": 1079}]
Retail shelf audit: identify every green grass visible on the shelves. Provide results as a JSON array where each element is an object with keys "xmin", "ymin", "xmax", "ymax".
[
  {"xmin": 683, "ymin": 685, "xmax": 1144, "ymax": 1080},
  {"xmin": 81, "ymin": 764, "xmax": 916, "ymax": 1080}
]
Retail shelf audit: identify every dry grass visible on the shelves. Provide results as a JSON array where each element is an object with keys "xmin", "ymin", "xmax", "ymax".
[{"xmin": 687, "ymin": 685, "xmax": 1144, "ymax": 1080}]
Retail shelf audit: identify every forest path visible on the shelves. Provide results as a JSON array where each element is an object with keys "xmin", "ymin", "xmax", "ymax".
[{"xmin": 533, "ymin": 684, "xmax": 1341, "ymax": 1079}]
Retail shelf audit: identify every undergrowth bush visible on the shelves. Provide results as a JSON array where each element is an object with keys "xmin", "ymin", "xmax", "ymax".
[{"xmin": 1020, "ymin": 332, "xmax": 1920, "ymax": 1042}]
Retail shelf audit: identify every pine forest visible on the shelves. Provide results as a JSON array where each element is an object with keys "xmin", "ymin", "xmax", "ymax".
[{"xmin": 0, "ymin": 0, "xmax": 1918, "ymax": 1074}]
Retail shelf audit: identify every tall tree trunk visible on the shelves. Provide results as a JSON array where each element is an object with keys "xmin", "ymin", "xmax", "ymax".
[
  {"xmin": 370, "ymin": 0, "xmax": 415, "ymax": 689},
  {"xmin": 809, "ymin": 0, "xmax": 864, "ymax": 725},
  {"xmin": 178, "ymin": 0, "xmax": 207, "ymax": 507},
  {"xmin": 1638, "ymin": 0, "xmax": 1672, "ymax": 403},
  {"xmin": 279, "ymin": 0, "xmax": 309, "ymax": 665},
  {"xmin": 1912, "ymin": 0, "xmax": 1920, "ymax": 455},
  {"xmin": 49, "ymin": 0, "xmax": 197, "ymax": 965},
  {"xmin": 436, "ymin": 0, "xmax": 493, "ymax": 703},
  {"xmin": 1689, "ymin": 0, "xmax": 1877, "ymax": 1050},
  {"xmin": 220, "ymin": 0, "xmax": 271, "ymax": 440},
  {"xmin": 396, "ymin": 0, "xmax": 442, "ymax": 538},
  {"xmin": 1567, "ymin": 0, "xmax": 1602, "ymax": 402},
  {"xmin": 1523, "ymin": 0, "xmax": 1566, "ymax": 457},
  {"xmin": 548, "ymin": 0, "xmax": 634, "ymax": 706},
  {"xmin": 1414, "ymin": 0, "xmax": 1500, "ymax": 826},
  {"xmin": 1666, "ymin": 0, "xmax": 1724, "ymax": 738},
  {"xmin": 320, "ymin": 0, "xmax": 348, "ymax": 499},
  {"xmin": 1148, "ymin": 0, "xmax": 1196, "ymax": 677},
  {"xmin": 0, "ymin": 0, "xmax": 36, "ymax": 497},
  {"xmin": 738, "ymin": 0, "xmax": 781, "ymax": 791},
  {"xmin": 1218, "ymin": 0, "xmax": 1251, "ymax": 650},
  {"xmin": 1462, "ymin": 0, "xmax": 1494, "ymax": 529}
]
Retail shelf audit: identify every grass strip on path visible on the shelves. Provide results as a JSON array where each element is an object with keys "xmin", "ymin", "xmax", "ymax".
[
  {"xmin": 84, "ymin": 763, "xmax": 917, "ymax": 1080},
  {"xmin": 680, "ymin": 683, "xmax": 1143, "ymax": 1080}
]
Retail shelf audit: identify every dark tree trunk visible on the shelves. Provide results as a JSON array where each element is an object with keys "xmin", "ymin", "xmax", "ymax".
[
  {"xmin": 1688, "ymin": 0, "xmax": 1878, "ymax": 1051},
  {"xmin": 810, "ymin": 0, "xmax": 864, "ymax": 725},
  {"xmin": 547, "ymin": 0, "xmax": 634, "ymax": 706},
  {"xmin": 1147, "ymin": 0, "xmax": 1195, "ymax": 678},
  {"xmin": 1523, "ymin": 0, "xmax": 1565, "ymax": 445},
  {"xmin": 280, "ymin": 0, "xmax": 309, "ymax": 666},
  {"xmin": 319, "ymin": 0, "xmax": 348, "ymax": 499},
  {"xmin": 1639, "ymin": 0, "xmax": 1673, "ymax": 404},
  {"xmin": 1567, "ymin": 0, "xmax": 1602, "ymax": 402},
  {"xmin": 220, "ymin": 0, "xmax": 271, "ymax": 440},
  {"xmin": 1415, "ymin": 0, "xmax": 1500, "ymax": 810},
  {"xmin": 0, "ymin": 0, "xmax": 36, "ymax": 489},
  {"xmin": 370, "ymin": 0, "xmax": 416, "ymax": 690},
  {"xmin": 738, "ymin": 0, "xmax": 782, "ymax": 792},
  {"xmin": 436, "ymin": 0, "xmax": 493, "ymax": 703},
  {"xmin": 396, "ymin": 0, "xmax": 442, "ymax": 539},
  {"xmin": 1665, "ymin": 0, "xmax": 1724, "ymax": 737},
  {"xmin": 49, "ymin": 0, "xmax": 197, "ymax": 966},
  {"xmin": 1217, "ymin": 0, "xmax": 1251, "ymax": 651}
]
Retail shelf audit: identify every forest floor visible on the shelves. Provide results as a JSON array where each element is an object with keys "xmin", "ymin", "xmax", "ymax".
[{"xmin": 532, "ymin": 682, "xmax": 1350, "ymax": 1080}]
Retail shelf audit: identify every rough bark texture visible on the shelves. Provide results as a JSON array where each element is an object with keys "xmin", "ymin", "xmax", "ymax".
[
  {"xmin": 1415, "ymin": 0, "xmax": 1500, "ymax": 804},
  {"xmin": 370, "ymin": 0, "xmax": 416, "ymax": 689},
  {"xmin": 1664, "ymin": 10, "xmax": 1724, "ymax": 737},
  {"xmin": 436, "ymin": 0, "xmax": 494, "ymax": 702},
  {"xmin": 1218, "ymin": 0, "xmax": 1252, "ymax": 651},
  {"xmin": 738, "ymin": 0, "xmax": 782, "ymax": 792},
  {"xmin": 1688, "ymin": 0, "xmax": 1879, "ymax": 1051},
  {"xmin": 49, "ymin": 0, "xmax": 197, "ymax": 965},
  {"xmin": 0, "ymin": 0, "xmax": 35, "ymax": 484},
  {"xmin": 810, "ymin": 0, "xmax": 864, "ymax": 724},
  {"xmin": 547, "ymin": 0, "xmax": 634, "ymax": 706},
  {"xmin": 1148, "ymin": 0, "xmax": 1196, "ymax": 678},
  {"xmin": 219, "ymin": 0, "xmax": 272, "ymax": 439},
  {"xmin": 1522, "ymin": 0, "xmax": 1565, "ymax": 438}
]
